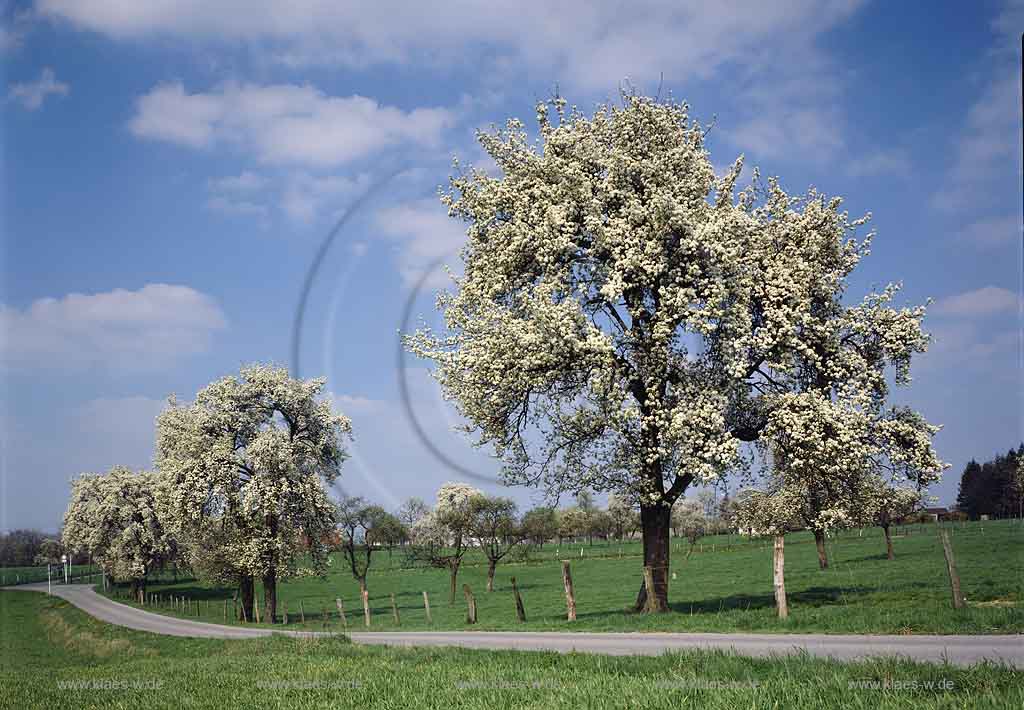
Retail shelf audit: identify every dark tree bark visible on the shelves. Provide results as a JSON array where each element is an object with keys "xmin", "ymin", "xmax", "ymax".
[
  {"xmin": 239, "ymin": 574, "xmax": 255, "ymax": 622},
  {"xmin": 448, "ymin": 561, "xmax": 460, "ymax": 605},
  {"xmin": 486, "ymin": 560, "xmax": 496, "ymax": 592},
  {"xmin": 632, "ymin": 503, "xmax": 671, "ymax": 613},
  {"xmin": 883, "ymin": 523, "xmax": 894, "ymax": 560},
  {"xmin": 813, "ymin": 529, "xmax": 829, "ymax": 569},
  {"xmin": 264, "ymin": 514, "xmax": 279, "ymax": 622},
  {"xmin": 263, "ymin": 568, "xmax": 277, "ymax": 623}
]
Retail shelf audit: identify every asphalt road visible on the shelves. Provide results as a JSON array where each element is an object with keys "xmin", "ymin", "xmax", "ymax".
[{"xmin": 5, "ymin": 583, "xmax": 1021, "ymax": 667}]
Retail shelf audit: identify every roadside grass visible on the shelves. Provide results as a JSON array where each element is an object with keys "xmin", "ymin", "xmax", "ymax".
[
  {"xmin": 1, "ymin": 590, "xmax": 1021, "ymax": 710},
  {"xmin": 99, "ymin": 519, "xmax": 1022, "ymax": 635}
]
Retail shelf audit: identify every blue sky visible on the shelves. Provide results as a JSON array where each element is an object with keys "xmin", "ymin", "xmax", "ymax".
[{"xmin": 2, "ymin": 0, "xmax": 1021, "ymax": 532}]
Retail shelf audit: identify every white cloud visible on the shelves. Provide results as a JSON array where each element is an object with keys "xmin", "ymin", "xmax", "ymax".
[
  {"xmin": 375, "ymin": 198, "xmax": 467, "ymax": 287},
  {"xmin": 72, "ymin": 396, "xmax": 167, "ymax": 446},
  {"xmin": 725, "ymin": 105, "xmax": 844, "ymax": 162},
  {"xmin": 0, "ymin": 25, "xmax": 22, "ymax": 52},
  {"xmin": 846, "ymin": 150, "xmax": 911, "ymax": 178},
  {"xmin": 932, "ymin": 0, "xmax": 1022, "ymax": 215},
  {"xmin": 0, "ymin": 284, "xmax": 227, "ymax": 372},
  {"xmin": 931, "ymin": 286, "xmax": 1019, "ymax": 317},
  {"xmin": 932, "ymin": 71, "xmax": 1021, "ymax": 213},
  {"xmin": 958, "ymin": 215, "xmax": 1020, "ymax": 249},
  {"xmin": 208, "ymin": 171, "xmax": 267, "ymax": 192},
  {"xmin": 7, "ymin": 67, "xmax": 69, "ymax": 110},
  {"xmin": 40, "ymin": 1, "xmax": 864, "ymax": 90},
  {"xmin": 129, "ymin": 81, "xmax": 454, "ymax": 167},
  {"xmin": 918, "ymin": 321, "xmax": 1018, "ymax": 373},
  {"xmin": 715, "ymin": 46, "xmax": 854, "ymax": 164},
  {"xmin": 206, "ymin": 195, "xmax": 269, "ymax": 219},
  {"xmin": 282, "ymin": 171, "xmax": 371, "ymax": 222},
  {"xmin": 330, "ymin": 393, "xmax": 385, "ymax": 415}
]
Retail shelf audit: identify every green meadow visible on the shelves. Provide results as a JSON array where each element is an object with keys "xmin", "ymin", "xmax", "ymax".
[{"xmin": 102, "ymin": 519, "xmax": 1022, "ymax": 635}]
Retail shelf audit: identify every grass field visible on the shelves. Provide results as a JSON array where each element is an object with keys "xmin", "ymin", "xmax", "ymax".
[
  {"xmin": 98, "ymin": 519, "xmax": 1023, "ymax": 635},
  {"xmin": 1, "ymin": 590, "xmax": 1021, "ymax": 709}
]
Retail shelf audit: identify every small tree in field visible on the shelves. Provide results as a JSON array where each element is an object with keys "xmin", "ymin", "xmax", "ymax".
[
  {"xmin": 63, "ymin": 467, "xmax": 174, "ymax": 595},
  {"xmin": 588, "ymin": 509, "xmax": 615, "ymax": 543},
  {"xmin": 607, "ymin": 494, "xmax": 640, "ymax": 540},
  {"xmin": 467, "ymin": 495, "xmax": 522, "ymax": 591},
  {"xmin": 398, "ymin": 497, "xmax": 430, "ymax": 530},
  {"xmin": 33, "ymin": 538, "xmax": 63, "ymax": 566},
  {"xmin": 335, "ymin": 496, "xmax": 402, "ymax": 596},
  {"xmin": 558, "ymin": 507, "xmax": 590, "ymax": 544},
  {"xmin": 671, "ymin": 499, "xmax": 706, "ymax": 558},
  {"xmin": 156, "ymin": 364, "xmax": 350, "ymax": 623},
  {"xmin": 521, "ymin": 506, "xmax": 559, "ymax": 547},
  {"xmin": 866, "ymin": 483, "xmax": 922, "ymax": 560},
  {"xmin": 409, "ymin": 482, "xmax": 482, "ymax": 604}
]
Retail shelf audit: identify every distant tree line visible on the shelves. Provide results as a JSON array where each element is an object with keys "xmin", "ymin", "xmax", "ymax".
[
  {"xmin": 957, "ymin": 445, "xmax": 1024, "ymax": 520},
  {"xmin": 0, "ymin": 530, "xmax": 75, "ymax": 567}
]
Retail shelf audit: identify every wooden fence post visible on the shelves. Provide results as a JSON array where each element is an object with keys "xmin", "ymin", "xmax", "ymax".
[
  {"xmin": 335, "ymin": 598, "xmax": 348, "ymax": 629},
  {"xmin": 282, "ymin": 600, "xmax": 289, "ymax": 625},
  {"xmin": 422, "ymin": 591, "xmax": 432, "ymax": 623},
  {"xmin": 641, "ymin": 566, "xmax": 660, "ymax": 613},
  {"xmin": 773, "ymin": 535, "xmax": 788, "ymax": 619},
  {"xmin": 390, "ymin": 593, "xmax": 400, "ymax": 625},
  {"xmin": 561, "ymin": 560, "xmax": 577, "ymax": 621},
  {"xmin": 299, "ymin": 599, "xmax": 305, "ymax": 624},
  {"xmin": 362, "ymin": 590, "xmax": 371, "ymax": 628},
  {"xmin": 939, "ymin": 529, "xmax": 965, "ymax": 609},
  {"xmin": 510, "ymin": 576, "xmax": 527, "ymax": 622},
  {"xmin": 463, "ymin": 584, "xmax": 477, "ymax": 624},
  {"xmin": 254, "ymin": 595, "xmax": 261, "ymax": 624}
]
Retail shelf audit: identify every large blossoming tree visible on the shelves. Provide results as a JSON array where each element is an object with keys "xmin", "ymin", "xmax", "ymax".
[
  {"xmin": 406, "ymin": 92, "xmax": 904, "ymax": 612},
  {"xmin": 62, "ymin": 467, "xmax": 175, "ymax": 595},
  {"xmin": 155, "ymin": 364, "xmax": 351, "ymax": 623}
]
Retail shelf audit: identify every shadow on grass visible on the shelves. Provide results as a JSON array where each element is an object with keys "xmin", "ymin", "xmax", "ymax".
[{"xmin": 660, "ymin": 585, "xmax": 879, "ymax": 615}]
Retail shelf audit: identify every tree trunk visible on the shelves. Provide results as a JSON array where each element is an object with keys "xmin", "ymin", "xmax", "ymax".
[
  {"xmin": 883, "ymin": 523, "xmax": 894, "ymax": 560},
  {"xmin": 632, "ymin": 503, "xmax": 671, "ymax": 613},
  {"xmin": 813, "ymin": 529, "xmax": 829, "ymax": 569},
  {"xmin": 239, "ymin": 575, "xmax": 255, "ymax": 623},
  {"xmin": 263, "ymin": 568, "xmax": 277, "ymax": 623},
  {"xmin": 773, "ymin": 535, "xmax": 788, "ymax": 619},
  {"xmin": 486, "ymin": 560, "xmax": 496, "ymax": 592},
  {"xmin": 448, "ymin": 562, "xmax": 460, "ymax": 605}
]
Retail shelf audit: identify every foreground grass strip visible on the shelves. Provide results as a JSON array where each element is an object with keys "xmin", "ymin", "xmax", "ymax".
[{"xmin": 1, "ymin": 590, "xmax": 1021, "ymax": 709}]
